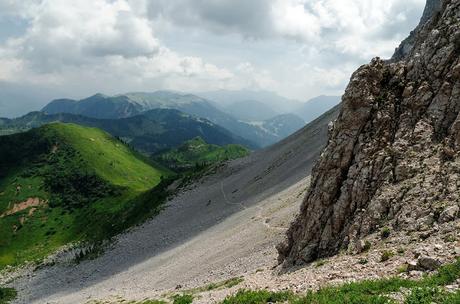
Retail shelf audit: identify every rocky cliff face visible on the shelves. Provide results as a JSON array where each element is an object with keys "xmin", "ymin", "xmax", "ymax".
[
  {"xmin": 279, "ymin": 0, "xmax": 460, "ymax": 265},
  {"xmin": 392, "ymin": 0, "xmax": 443, "ymax": 61}
]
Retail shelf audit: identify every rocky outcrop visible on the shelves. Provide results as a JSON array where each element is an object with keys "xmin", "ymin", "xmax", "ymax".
[
  {"xmin": 279, "ymin": 0, "xmax": 460, "ymax": 265},
  {"xmin": 392, "ymin": 0, "xmax": 443, "ymax": 61}
]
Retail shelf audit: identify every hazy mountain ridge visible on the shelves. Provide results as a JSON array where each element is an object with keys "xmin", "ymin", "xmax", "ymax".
[
  {"xmin": 0, "ymin": 109, "xmax": 256, "ymax": 154},
  {"xmin": 41, "ymin": 91, "xmax": 285, "ymax": 147},
  {"xmin": 257, "ymin": 113, "xmax": 306, "ymax": 139},
  {"xmin": 223, "ymin": 100, "xmax": 279, "ymax": 122},
  {"xmin": 295, "ymin": 95, "xmax": 341, "ymax": 123},
  {"xmin": 197, "ymin": 89, "xmax": 302, "ymax": 114}
]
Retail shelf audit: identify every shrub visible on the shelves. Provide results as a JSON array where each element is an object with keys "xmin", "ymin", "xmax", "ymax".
[
  {"xmin": 173, "ymin": 294, "xmax": 193, "ymax": 304},
  {"xmin": 397, "ymin": 264, "xmax": 408, "ymax": 273},
  {"xmin": 404, "ymin": 287, "xmax": 444, "ymax": 304},
  {"xmin": 380, "ymin": 250, "xmax": 395, "ymax": 262},
  {"xmin": 0, "ymin": 288, "xmax": 17, "ymax": 304},
  {"xmin": 363, "ymin": 241, "xmax": 372, "ymax": 252},
  {"xmin": 315, "ymin": 260, "xmax": 327, "ymax": 268},
  {"xmin": 380, "ymin": 227, "xmax": 391, "ymax": 239}
]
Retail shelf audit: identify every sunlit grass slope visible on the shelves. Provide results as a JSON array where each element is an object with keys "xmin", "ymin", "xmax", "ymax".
[{"xmin": 0, "ymin": 123, "xmax": 170, "ymax": 268}]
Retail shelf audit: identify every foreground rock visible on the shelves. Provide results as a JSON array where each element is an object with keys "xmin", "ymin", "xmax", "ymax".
[{"xmin": 279, "ymin": 0, "xmax": 460, "ymax": 265}]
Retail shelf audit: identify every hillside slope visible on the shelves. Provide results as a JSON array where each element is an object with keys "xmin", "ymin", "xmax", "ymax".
[
  {"xmin": 9, "ymin": 105, "xmax": 340, "ymax": 304},
  {"xmin": 0, "ymin": 123, "xmax": 168, "ymax": 268},
  {"xmin": 279, "ymin": 0, "xmax": 459, "ymax": 265},
  {"xmin": 0, "ymin": 109, "xmax": 256, "ymax": 154},
  {"xmin": 154, "ymin": 137, "xmax": 250, "ymax": 171}
]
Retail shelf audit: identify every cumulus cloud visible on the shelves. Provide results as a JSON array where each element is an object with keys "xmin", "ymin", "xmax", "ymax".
[
  {"xmin": 0, "ymin": 0, "xmax": 235, "ymax": 89},
  {"xmin": 146, "ymin": 0, "xmax": 424, "ymax": 53},
  {"xmin": 0, "ymin": 0, "xmax": 426, "ymax": 117},
  {"xmin": 4, "ymin": 0, "xmax": 160, "ymax": 71}
]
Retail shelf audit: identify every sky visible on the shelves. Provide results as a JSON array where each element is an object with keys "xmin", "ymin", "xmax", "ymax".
[{"xmin": 0, "ymin": 0, "xmax": 426, "ymax": 117}]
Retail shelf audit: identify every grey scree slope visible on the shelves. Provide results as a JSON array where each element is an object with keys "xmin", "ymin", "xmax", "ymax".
[{"xmin": 11, "ymin": 106, "xmax": 340, "ymax": 304}]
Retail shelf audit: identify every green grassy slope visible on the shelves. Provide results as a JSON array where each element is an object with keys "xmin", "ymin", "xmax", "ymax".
[
  {"xmin": 154, "ymin": 137, "xmax": 250, "ymax": 171},
  {"xmin": 0, "ymin": 123, "xmax": 170, "ymax": 268}
]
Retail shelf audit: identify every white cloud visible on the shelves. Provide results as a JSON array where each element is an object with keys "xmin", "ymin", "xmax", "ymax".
[
  {"xmin": 8, "ymin": 0, "xmax": 160, "ymax": 71},
  {"xmin": 0, "ymin": 0, "xmax": 426, "ymax": 116},
  {"xmin": 0, "ymin": 0, "xmax": 237, "ymax": 91}
]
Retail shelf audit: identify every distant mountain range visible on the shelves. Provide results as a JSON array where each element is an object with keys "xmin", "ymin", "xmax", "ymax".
[
  {"xmin": 223, "ymin": 100, "xmax": 279, "ymax": 122},
  {"xmin": 0, "ymin": 109, "xmax": 255, "ymax": 154},
  {"xmin": 197, "ymin": 90, "xmax": 341, "ymax": 126},
  {"xmin": 42, "ymin": 91, "xmax": 284, "ymax": 147},
  {"xmin": 259, "ymin": 114, "xmax": 306, "ymax": 139},
  {"xmin": 197, "ymin": 89, "xmax": 302, "ymax": 114},
  {"xmin": 7, "ymin": 90, "xmax": 340, "ymax": 150},
  {"xmin": 295, "ymin": 95, "xmax": 341, "ymax": 123}
]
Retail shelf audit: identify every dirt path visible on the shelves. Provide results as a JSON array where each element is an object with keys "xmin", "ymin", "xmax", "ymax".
[{"xmin": 220, "ymin": 181, "xmax": 246, "ymax": 209}]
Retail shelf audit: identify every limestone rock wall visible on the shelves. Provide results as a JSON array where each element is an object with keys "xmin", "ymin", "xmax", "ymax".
[{"xmin": 279, "ymin": 0, "xmax": 460, "ymax": 265}]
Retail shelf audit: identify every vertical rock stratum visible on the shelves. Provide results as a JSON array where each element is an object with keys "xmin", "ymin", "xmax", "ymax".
[{"xmin": 279, "ymin": 0, "xmax": 460, "ymax": 265}]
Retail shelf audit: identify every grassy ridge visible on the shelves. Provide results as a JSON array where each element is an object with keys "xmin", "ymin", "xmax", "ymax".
[
  {"xmin": 0, "ymin": 123, "xmax": 170, "ymax": 268},
  {"xmin": 50, "ymin": 123, "xmax": 164, "ymax": 191},
  {"xmin": 155, "ymin": 137, "xmax": 250, "ymax": 171}
]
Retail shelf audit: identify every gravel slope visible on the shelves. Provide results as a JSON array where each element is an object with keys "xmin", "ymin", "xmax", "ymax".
[{"xmin": 10, "ymin": 106, "xmax": 340, "ymax": 304}]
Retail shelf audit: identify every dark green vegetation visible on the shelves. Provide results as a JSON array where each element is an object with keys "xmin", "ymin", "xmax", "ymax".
[
  {"xmin": 172, "ymin": 294, "xmax": 194, "ymax": 304},
  {"xmin": 221, "ymin": 290, "xmax": 293, "ymax": 304},
  {"xmin": 0, "ymin": 288, "xmax": 16, "ymax": 304},
  {"xmin": 219, "ymin": 259, "xmax": 460, "ymax": 304},
  {"xmin": 0, "ymin": 123, "xmax": 171, "ymax": 268},
  {"xmin": 154, "ymin": 137, "xmax": 250, "ymax": 171},
  {"xmin": 0, "ymin": 109, "xmax": 256, "ymax": 154}
]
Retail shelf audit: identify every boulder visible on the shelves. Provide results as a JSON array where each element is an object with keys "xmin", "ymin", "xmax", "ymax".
[
  {"xmin": 417, "ymin": 256, "xmax": 441, "ymax": 271},
  {"xmin": 439, "ymin": 205, "xmax": 459, "ymax": 223}
]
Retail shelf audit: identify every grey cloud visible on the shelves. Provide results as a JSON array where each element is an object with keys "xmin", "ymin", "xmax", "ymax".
[
  {"xmin": 147, "ymin": 0, "xmax": 274, "ymax": 38},
  {"xmin": 370, "ymin": 2, "xmax": 425, "ymax": 40},
  {"xmin": 12, "ymin": 1, "xmax": 159, "ymax": 73}
]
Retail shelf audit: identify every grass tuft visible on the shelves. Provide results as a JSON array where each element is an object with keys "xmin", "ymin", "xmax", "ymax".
[
  {"xmin": 221, "ymin": 290, "xmax": 294, "ymax": 304},
  {"xmin": 172, "ymin": 294, "xmax": 194, "ymax": 304}
]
